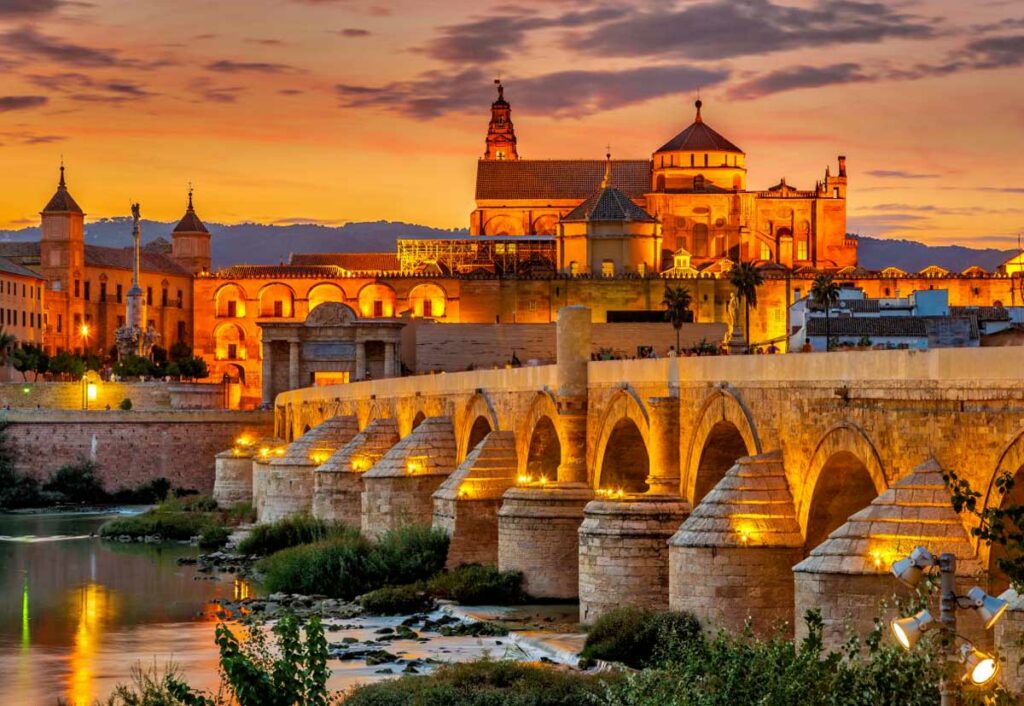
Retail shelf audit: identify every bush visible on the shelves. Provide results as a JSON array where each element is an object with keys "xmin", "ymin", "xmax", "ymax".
[
  {"xmin": 99, "ymin": 511, "xmax": 216, "ymax": 541},
  {"xmin": 198, "ymin": 525, "xmax": 231, "ymax": 550},
  {"xmin": 427, "ymin": 564, "xmax": 525, "ymax": 605},
  {"xmin": 119, "ymin": 398, "xmax": 133, "ymax": 411},
  {"xmin": 42, "ymin": 459, "xmax": 108, "ymax": 504},
  {"xmin": 368, "ymin": 524, "xmax": 450, "ymax": 587},
  {"xmin": 258, "ymin": 535, "xmax": 373, "ymax": 598},
  {"xmin": 226, "ymin": 501, "xmax": 256, "ymax": 525},
  {"xmin": 580, "ymin": 608, "xmax": 702, "ymax": 669},
  {"xmin": 114, "ymin": 355, "xmax": 156, "ymax": 379},
  {"xmin": 237, "ymin": 516, "xmax": 357, "ymax": 556},
  {"xmin": 343, "ymin": 659, "xmax": 618, "ymax": 706},
  {"xmin": 360, "ymin": 583, "xmax": 434, "ymax": 614}
]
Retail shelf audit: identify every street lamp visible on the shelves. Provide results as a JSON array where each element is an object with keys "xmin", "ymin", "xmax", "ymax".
[{"xmin": 889, "ymin": 546, "xmax": 1008, "ymax": 704}]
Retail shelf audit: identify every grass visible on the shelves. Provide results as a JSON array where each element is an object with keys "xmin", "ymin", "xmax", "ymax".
[
  {"xmin": 342, "ymin": 659, "xmax": 619, "ymax": 706},
  {"xmin": 580, "ymin": 607, "xmax": 702, "ymax": 669},
  {"xmin": 237, "ymin": 515, "xmax": 357, "ymax": 556},
  {"xmin": 359, "ymin": 583, "xmax": 433, "ymax": 614},
  {"xmin": 98, "ymin": 496, "xmax": 254, "ymax": 543},
  {"xmin": 427, "ymin": 564, "xmax": 525, "ymax": 605},
  {"xmin": 256, "ymin": 525, "xmax": 450, "ymax": 600}
]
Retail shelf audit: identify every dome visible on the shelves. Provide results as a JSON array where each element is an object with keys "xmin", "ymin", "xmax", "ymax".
[{"xmin": 655, "ymin": 100, "xmax": 743, "ymax": 155}]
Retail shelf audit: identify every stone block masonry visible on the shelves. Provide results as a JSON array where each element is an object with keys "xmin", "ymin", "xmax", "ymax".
[{"xmin": 5, "ymin": 410, "xmax": 273, "ymax": 494}]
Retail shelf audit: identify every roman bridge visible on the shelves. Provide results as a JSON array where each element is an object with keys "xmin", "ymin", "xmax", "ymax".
[{"xmin": 216, "ymin": 306, "xmax": 1024, "ymax": 666}]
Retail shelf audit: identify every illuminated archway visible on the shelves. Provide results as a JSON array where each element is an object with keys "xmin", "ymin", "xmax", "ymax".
[
  {"xmin": 800, "ymin": 423, "xmax": 887, "ymax": 551},
  {"xmin": 307, "ymin": 283, "xmax": 347, "ymax": 312},
  {"xmin": 213, "ymin": 322, "xmax": 246, "ymax": 361},
  {"xmin": 684, "ymin": 389, "xmax": 760, "ymax": 504},
  {"xmin": 525, "ymin": 415, "xmax": 561, "ymax": 480},
  {"xmin": 411, "ymin": 411, "xmax": 426, "ymax": 432},
  {"xmin": 465, "ymin": 416, "xmax": 492, "ymax": 456},
  {"xmin": 408, "ymin": 283, "xmax": 447, "ymax": 318},
  {"xmin": 357, "ymin": 283, "xmax": 397, "ymax": 318},
  {"xmin": 214, "ymin": 283, "xmax": 247, "ymax": 318},
  {"xmin": 484, "ymin": 215, "xmax": 519, "ymax": 235},
  {"xmin": 458, "ymin": 393, "xmax": 500, "ymax": 460},
  {"xmin": 258, "ymin": 283, "xmax": 295, "ymax": 318},
  {"xmin": 598, "ymin": 418, "xmax": 650, "ymax": 493}
]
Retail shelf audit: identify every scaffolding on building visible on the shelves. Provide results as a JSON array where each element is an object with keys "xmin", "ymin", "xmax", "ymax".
[{"xmin": 397, "ymin": 237, "xmax": 557, "ymax": 276}]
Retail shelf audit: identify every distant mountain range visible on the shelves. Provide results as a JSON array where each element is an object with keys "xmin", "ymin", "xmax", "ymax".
[{"xmin": 0, "ymin": 219, "xmax": 1016, "ymax": 273}]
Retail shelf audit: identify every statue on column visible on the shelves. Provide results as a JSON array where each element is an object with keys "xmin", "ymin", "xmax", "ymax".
[{"xmin": 115, "ymin": 203, "xmax": 160, "ymax": 358}]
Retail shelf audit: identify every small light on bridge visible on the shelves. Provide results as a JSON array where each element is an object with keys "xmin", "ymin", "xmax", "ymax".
[
  {"xmin": 309, "ymin": 451, "xmax": 330, "ymax": 465},
  {"xmin": 516, "ymin": 474, "xmax": 533, "ymax": 485},
  {"xmin": 236, "ymin": 435, "xmax": 253, "ymax": 447},
  {"xmin": 457, "ymin": 486, "xmax": 471, "ymax": 499},
  {"xmin": 406, "ymin": 456, "xmax": 426, "ymax": 475},
  {"xmin": 351, "ymin": 455, "xmax": 372, "ymax": 472},
  {"xmin": 258, "ymin": 447, "xmax": 271, "ymax": 458},
  {"xmin": 274, "ymin": 448, "xmax": 286, "ymax": 457}
]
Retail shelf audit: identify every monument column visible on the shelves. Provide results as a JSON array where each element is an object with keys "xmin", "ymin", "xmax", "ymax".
[
  {"xmin": 645, "ymin": 396, "xmax": 681, "ymax": 495},
  {"xmin": 261, "ymin": 340, "xmax": 274, "ymax": 404},
  {"xmin": 288, "ymin": 340, "xmax": 300, "ymax": 390},
  {"xmin": 383, "ymin": 342, "xmax": 395, "ymax": 379},
  {"xmin": 355, "ymin": 341, "xmax": 367, "ymax": 380},
  {"xmin": 556, "ymin": 305, "xmax": 591, "ymax": 484}
]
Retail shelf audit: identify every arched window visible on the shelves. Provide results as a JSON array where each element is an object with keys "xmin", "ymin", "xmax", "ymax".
[
  {"xmin": 692, "ymin": 223, "xmax": 709, "ymax": 257},
  {"xmin": 693, "ymin": 174, "xmax": 705, "ymax": 191},
  {"xmin": 408, "ymin": 283, "xmax": 447, "ymax": 318}
]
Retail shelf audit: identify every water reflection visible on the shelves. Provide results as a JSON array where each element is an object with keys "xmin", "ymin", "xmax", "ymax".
[{"xmin": 68, "ymin": 582, "xmax": 118, "ymax": 705}]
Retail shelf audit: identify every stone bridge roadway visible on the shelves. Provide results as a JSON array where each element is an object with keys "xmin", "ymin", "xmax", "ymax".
[{"xmin": 227, "ymin": 307, "xmax": 1024, "ymax": 660}]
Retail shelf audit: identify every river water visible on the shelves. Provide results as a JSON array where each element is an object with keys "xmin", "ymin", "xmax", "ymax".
[{"xmin": 0, "ymin": 511, "xmax": 539, "ymax": 705}]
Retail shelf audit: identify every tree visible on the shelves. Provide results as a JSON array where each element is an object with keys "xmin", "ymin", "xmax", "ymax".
[
  {"xmin": 0, "ymin": 326, "xmax": 16, "ymax": 367},
  {"xmin": 729, "ymin": 262, "xmax": 764, "ymax": 353},
  {"xmin": 947, "ymin": 468, "xmax": 1024, "ymax": 589},
  {"xmin": 662, "ymin": 285, "xmax": 693, "ymax": 352},
  {"xmin": 49, "ymin": 351, "xmax": 86, "ymax": 380},
  {"xmin": 178, "ymin": 355, "xmax": 209, "ymax": 380},
  {"xmin": 810, "ymin": 274, "xmax": 841, "ymax": 351},
  {"xmin": 11, "ymin": 344, "xmax": 47, "ymax": 381}
]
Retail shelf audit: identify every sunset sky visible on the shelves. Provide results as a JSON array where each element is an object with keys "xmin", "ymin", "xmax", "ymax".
[{"xmin": 0, "ymin": 0, "xmax": 1021, "ymax": 246}]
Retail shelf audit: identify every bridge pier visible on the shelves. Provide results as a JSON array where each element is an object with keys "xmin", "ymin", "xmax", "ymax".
[
  {"xmin": 312, "ymin": 419, "xmax": 400, "ymax": 526},
  {"xmin": 213, "ymin": 436, "xmax": 281, "ymax": 507},
  {"xmin": 793, "ymin": 460, "xmax": 988, "ymax": 650},
  {"xmin": 361, "ymin": 416, "xmax": 457, "ymax": 539},
  {"xmin": 578, "ymin": 494, "xmax": 689, "ymax": 624},
  {"xmin": 498, "ymin": 483, "xmax": 594, "ymax": 599},
  {"xmin": 433, "ymin": 430, "xmax": 518, "ymax": 568},
  {"xmin": 669, "ymin": 452, "xmax": 803, "ymax": 636},
  {"xmin": 644, "ymin": 396, "xmax": 680, "ymax": 495},
  {"xmin": 259, "ymin": 416, "xmax": 359, "ymax": 523}
]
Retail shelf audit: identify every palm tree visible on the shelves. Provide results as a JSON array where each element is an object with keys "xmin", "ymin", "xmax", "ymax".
[
  {"xmin": 0, "ymin": 326, "xmax": 16, "ymax": 367},
  {"xmin": 729, "ymin": 262, "xmax": 764, "ymax": 353},
  {"xmin": 810, "ymin": 274, "xmax": 841, "ymax": 351},
  {"xmin": 662, "ymin": 285, "xmax": 693, "ymax": 353}
]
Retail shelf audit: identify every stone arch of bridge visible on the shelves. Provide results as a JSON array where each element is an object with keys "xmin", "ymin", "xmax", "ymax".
[
  {"xmin": 684, "ymin": 388, "xmax": 761, "ymax": 505},
  {"xmin": 458, "ymin": 393, "xmax": 500, "ymax": 461},
  {"xmin": 592, "ymin": 388, "xmax": 651, "ymax": 492},
  {"xmin": 799, "ymin": 422, "xmax": 887, "ymax": 552},
  {"xmin": 517, "ymin": 391, "xmax": 562, "ymax": 480},
  {"xmin": 983, "ymin": 428, "xmax": 1024, "ymax": 593},
  {"xmin": 359, "ymin": 399, "xmax": 392, "ymax": 432}
]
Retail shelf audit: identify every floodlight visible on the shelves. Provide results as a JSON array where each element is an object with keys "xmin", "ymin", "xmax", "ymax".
[
  {"xmin": 890, "ymin": 609, "xmax": 935, "ymax": 650},
  {"xmin": 967, "ymin": 586, "xmax": 1008, "ymax": 629},
  {"xmin": 960, "ymin": 643, "xmax": 999, "ymax": 686},
  {"xmin": 891, "ymin": 546, "xmax": 935, "ymax": 587}
]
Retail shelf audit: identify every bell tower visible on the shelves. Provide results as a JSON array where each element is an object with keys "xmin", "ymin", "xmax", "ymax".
[
  {"xmin": 484, "ymin": 80, "xmax": 518, "ymax": 161},
  {"xmin": 171, "ymin": 186, "xmax": 212, "ymax": 274}
]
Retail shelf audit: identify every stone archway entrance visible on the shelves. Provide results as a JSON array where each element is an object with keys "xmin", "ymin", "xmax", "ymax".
[
  {"xmin": 692, "ymin": 421, "xmax": 748, "ymax": 504},
  {"xmin": 804, "ymin": 451, "xmax": 877, "ymax": 551},
  {"xmin": 599, "ymin": 418, "xmax": 650, "ymax": 493},
  {"xmin": 411, "ymin": 411, "xmax": 426, "ymax": 432},
  {"xmin": 466, "ymin": 416, "xmax": 492, "ymax": 455},
  {"xmin": 525, "ymin": 415, "xmax": 561, "ymax": 480}
]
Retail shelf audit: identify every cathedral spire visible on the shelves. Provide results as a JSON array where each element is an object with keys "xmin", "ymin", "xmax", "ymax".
[
  {"xmin": 694, "ymin": 98, "xmax": 703, "ymax": 124},
  {"xmin": 484, "ymin": 79, "xmax": 518, "ymax": 161},
  {"xmin": 601, "ymin": 147, "xmax": 612, "ymax": 189}
]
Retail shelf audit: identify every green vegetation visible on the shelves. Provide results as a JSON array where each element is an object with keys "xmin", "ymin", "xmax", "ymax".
[
  {"xmin": 42, "ymin": 460, "xmax": 108, "ymax": 504},
  {"xmin": 119, "ymin": 398, "xmax": 133, "ymax": 411},
  {"xmin": 112, "ymin": 344, "xmax": 210, "ymax": 381},
  {"xmin": 257, "ymin": 525, "xmax": 449, "ymax": 600},
  {"xmin": 662, "ymin": 285, "xmax": 693, "ymax": 352},
  {"xmin": 343, "ymin": 659, "xmax": 616, "ymax": 706},
  {"xmin": 237, "ymin": 516, "xmax": 358, "ymax": 556},
  {"xmin": 11, "ymin": 344, "xmax": 48, "ymax": 381},
  {"xmin": 729, "ymin": 261, "xmax": 764, "ymax": 352},
  {"xmin": 359, "ymin": 583, "xmax": 433, "ymax": 615},
  {"xmin": 580, "ymin": 607, "xmax": 701, "ymax": 669},
  {"xmin": 426, "ymin": 564, "xmax": 525, "ymax": 605},
  {"xmin": 99, "ymin": 495, "xmax": 253, "ymax": 543}
]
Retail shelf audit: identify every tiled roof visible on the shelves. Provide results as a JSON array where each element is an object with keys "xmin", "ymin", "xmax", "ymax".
[
  {"xmin": 0, "ymin": 242, "xmax": 43, "ymax": 262},
  {"xmin": 951, "ymin": 305, "xmax": 1010, "ymax": 321},
  {"xmin": 213, "ymin": 264, "xmax": 345, "ymax": 279},
  {"xmin": 84, "ymin": 245, "xmax": 191, "ymax": 276},
  {"xmin": 562, "ymin": 186, "xmax": 657, "ymax": 223},
  {"xmin": 318, "ymin": 419, "xmax": 400, "ymax": 474},
  {"xmin": 670, "ymin": 452, "xmax": 803, "ymax": 549},
  {"xmin": 0, "ymin": 256, "xmax": 44, "ymax": 280},
  {"xmin": 289, "ymin": 252, "xmax": 400, "ymax": 271},
  {"xmin": 173, "ymin": 208, "xmax": 208, "ymax": 234},
  {"xmin": 273, "ymin": 415, "xmax": 359, "ymax": 466},
  {"xmin": 475, "ymin": 159, "xmax": 651, "ymax": 200},
  {"xmin": 655, "ymin": 102, "xmax": 743, "ymax": 154},
  {"xmin": 807, "ymin": 316, "xmax": 928, "ymax": 337},
  {"xmin": 363, "ymin": 417, "xmax": 457, "ymax": 478},
  {"xmin": 794, "ymin": 459, "xmax": 982, "ymax": 575},
  {"xmin": 42, "ymin": 169, "xmax": 83, "ymax": 214}
]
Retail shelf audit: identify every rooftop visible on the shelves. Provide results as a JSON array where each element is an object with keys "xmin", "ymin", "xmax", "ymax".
[
  {"xmin": 476, "ymin": 159, "xmax": 650, "ymax": 201},
  {"xmin": 655, "ymin": 100, "xmax": 743, "ymax": 154}
]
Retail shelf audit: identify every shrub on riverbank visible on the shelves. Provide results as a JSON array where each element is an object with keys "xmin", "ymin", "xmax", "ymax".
[
  {"xmin": 342, "ymin": 659, "xmax": 618, "ymax": 706},
  {"xmin": 580, "ymin": 607, "xmax": 701, "ymax": 669},
  {"xmin": 427, "ymin": 564, "xmax": 525, "ymax": 605},
  {"xmin": 359, "ymin": 583, "xmax": 433, "ymax": 614},
  {"xmin": 98, "ymin": 496, "xmax": 253, "ymax": 542},
  {"xmin": 237, "ymin": 515, "xmax": 357, "ymax": 556},
  {"xmin": 257, "ymin": 525, "xmax": 450, "ymax": 600}
]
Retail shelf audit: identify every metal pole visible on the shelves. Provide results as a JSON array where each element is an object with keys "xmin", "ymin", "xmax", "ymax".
[{"xmin": 938, "ymin": 552, "xmax": 958, "ymax": 706}]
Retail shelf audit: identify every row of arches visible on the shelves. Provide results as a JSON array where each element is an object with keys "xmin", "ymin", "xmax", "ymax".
[{"xmin": 215, "ymin": 281, "xmax": 448, "ymax": 319}]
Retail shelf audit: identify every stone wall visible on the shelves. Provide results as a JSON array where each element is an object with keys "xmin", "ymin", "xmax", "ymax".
[
  {"xmin": 0, "ymin": 381, "xmax": 172, "ymax": 410},
  {"xmin": 4, "ymin": 409, "xmax": 273, "ymax": 493},
  {"xmin": 405, "ymin": 320, "xmax": 727, "ymax": 373}
]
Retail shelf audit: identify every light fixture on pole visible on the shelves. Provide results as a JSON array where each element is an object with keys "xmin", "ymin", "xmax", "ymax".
[{"xmin": 889, "ymin": 546, "xmax": 1009, "ymax": 705}]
